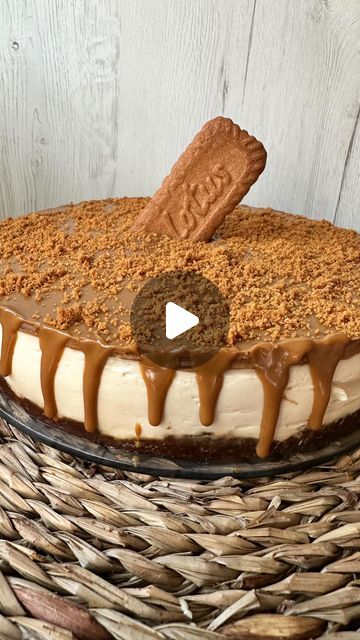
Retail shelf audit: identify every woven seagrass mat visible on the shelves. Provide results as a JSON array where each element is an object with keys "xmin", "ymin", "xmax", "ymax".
[{"xmin": 1, "ymin": 419, "xmax": 360, "ymax": 640}]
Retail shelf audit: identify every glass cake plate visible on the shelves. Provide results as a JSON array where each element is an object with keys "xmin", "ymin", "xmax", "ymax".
[{"xmin": 0, "ymin": 385, "xmax": 359, "ymax": 479}]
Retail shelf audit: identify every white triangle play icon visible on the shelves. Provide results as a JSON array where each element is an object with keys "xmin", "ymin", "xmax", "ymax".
[{"xmin": 165, "ymin": 302, "xmax": 199, "ymax": 340}]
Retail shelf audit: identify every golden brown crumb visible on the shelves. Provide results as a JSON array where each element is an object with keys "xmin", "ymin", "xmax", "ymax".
[{"xmin": 0, "ymin": 197, "xmax": 360, "ymax": 347}]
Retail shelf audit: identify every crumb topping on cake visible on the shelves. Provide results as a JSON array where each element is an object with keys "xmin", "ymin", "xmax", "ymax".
[{"xmin": 0, "ymin": 197, "xmax": 359, "ymax": 346}]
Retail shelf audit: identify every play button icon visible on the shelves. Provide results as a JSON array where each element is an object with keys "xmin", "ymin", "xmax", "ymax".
[
  {"xmin": 130, "ymin": 270, "xmax": 229, "ymax": 369},
  {"xmin": 165, "ymin": 302, "xmax": 199, "ymax": 339}
]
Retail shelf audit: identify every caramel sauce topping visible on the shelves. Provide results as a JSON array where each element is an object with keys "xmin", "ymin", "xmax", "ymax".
[{"xmin": 1, "ymin": 198, "xmax": 360, "ymax": 457}]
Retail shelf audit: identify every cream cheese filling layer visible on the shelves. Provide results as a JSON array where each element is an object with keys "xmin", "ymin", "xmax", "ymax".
[{"xmin": 2, "ymin": 328, "xmax": 360, "ymax": 441}]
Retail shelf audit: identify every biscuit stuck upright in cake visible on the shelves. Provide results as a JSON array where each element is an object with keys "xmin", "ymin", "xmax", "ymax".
[{"xmin": 131, "ymin": 117, "xmax": 266, "ymax": 241}]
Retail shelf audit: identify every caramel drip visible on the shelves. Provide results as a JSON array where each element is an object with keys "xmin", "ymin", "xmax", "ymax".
[
  {"xmin": 1, "ymin": 303, "xmax": 360, "ymax": 457},
  {"xmin": 0, "ymin": 308, "xmax": 23, "ymax": 376},
  {"xmin": 78, "ymin": 341, "xmax": 113, "ymax": 433},
  {"xmin": 252, "ymin": 339, "xmax": 311, "ymax": 458},
  {"xmin": 39, "ymin": 327, "xmax": 69, "ymax": 418},
  {"xmin": 139, "ymin": 359, "xmax": 175, "ymax": 425},
  {"xmin": 308, "ymin": 333, "xmax": 347, "ymax": 429},
  {"xmin": 0, "ymin": 306, "xmax": 114, "ymax": 433},
  {"xmin": 195, "ymin": 350, "xmax": 237, "ymax": 425}
]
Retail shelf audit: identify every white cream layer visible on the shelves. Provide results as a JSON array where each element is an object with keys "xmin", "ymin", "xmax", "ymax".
[{"xmin": 2, "ymin": 328, "xmax": 360, "ymax": 442}]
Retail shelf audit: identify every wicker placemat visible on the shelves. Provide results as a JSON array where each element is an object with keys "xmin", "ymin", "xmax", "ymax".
[{"xmin": 0, "ymin": 418, "xmax": 360, "ymax": 640}]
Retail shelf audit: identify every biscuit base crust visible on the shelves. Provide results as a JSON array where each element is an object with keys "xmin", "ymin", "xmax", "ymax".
[{"xmin": 1, "ymin": 376, "xmax": 358, "ymax": 461}]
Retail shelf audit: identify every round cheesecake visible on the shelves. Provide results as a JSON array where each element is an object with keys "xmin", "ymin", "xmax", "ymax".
[{"xmin": 0, "ymin": 197, "xmax": 360, "ymax": 459}]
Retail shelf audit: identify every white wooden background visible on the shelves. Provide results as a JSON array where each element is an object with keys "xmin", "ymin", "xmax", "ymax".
[{"xmin": 0, "ymin": 0, "xmax": 359, "ymax": 229}]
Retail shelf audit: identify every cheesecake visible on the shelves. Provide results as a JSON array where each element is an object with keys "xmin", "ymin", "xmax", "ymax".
[{"xmin": 0, "ymin": 197, "xmax": 360, "ymax": 460}]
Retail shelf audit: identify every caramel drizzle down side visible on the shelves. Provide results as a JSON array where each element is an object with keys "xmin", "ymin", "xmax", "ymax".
[
  {"xmin": 252, "ymin": 339, "xmax": 312, "ymax": 458},
  {"xmin": 77, "ymin": 341, "xmax": 113, "ymax": 433},
  {"xmin": 39, "ymin": 327, "xmax": 69, "ymax": 418},
  {"xmin": 0, "ymin": 305, "xmax": 359, "ymax": 456},
  {"xmin": 195, "ymin": 350, "xmax": 237, "ymax": 426},
  {"xmin": 1, "ymin": 307, "xmax": 114, "ymax": 433},
  {"xmin": 139, "ymin": 359, "xmax": 176, "ymax": 426},
  {"xmin": 307, "ymin": 334, "xmax": 347, "ymax": 430},
  {"xmin": 0, "ymin": 308, "xmax": 23, "ymax": 377}
]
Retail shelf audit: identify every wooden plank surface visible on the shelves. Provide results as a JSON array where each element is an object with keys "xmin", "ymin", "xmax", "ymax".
[{"xmin": 0, "ymin": 0, "xmax": 359, "ymax": 229}]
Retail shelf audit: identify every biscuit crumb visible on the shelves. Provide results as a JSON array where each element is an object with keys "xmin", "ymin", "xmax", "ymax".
[{"xmin": 0, "ymin": 197, "xmax": 359, "ymax": 347}]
